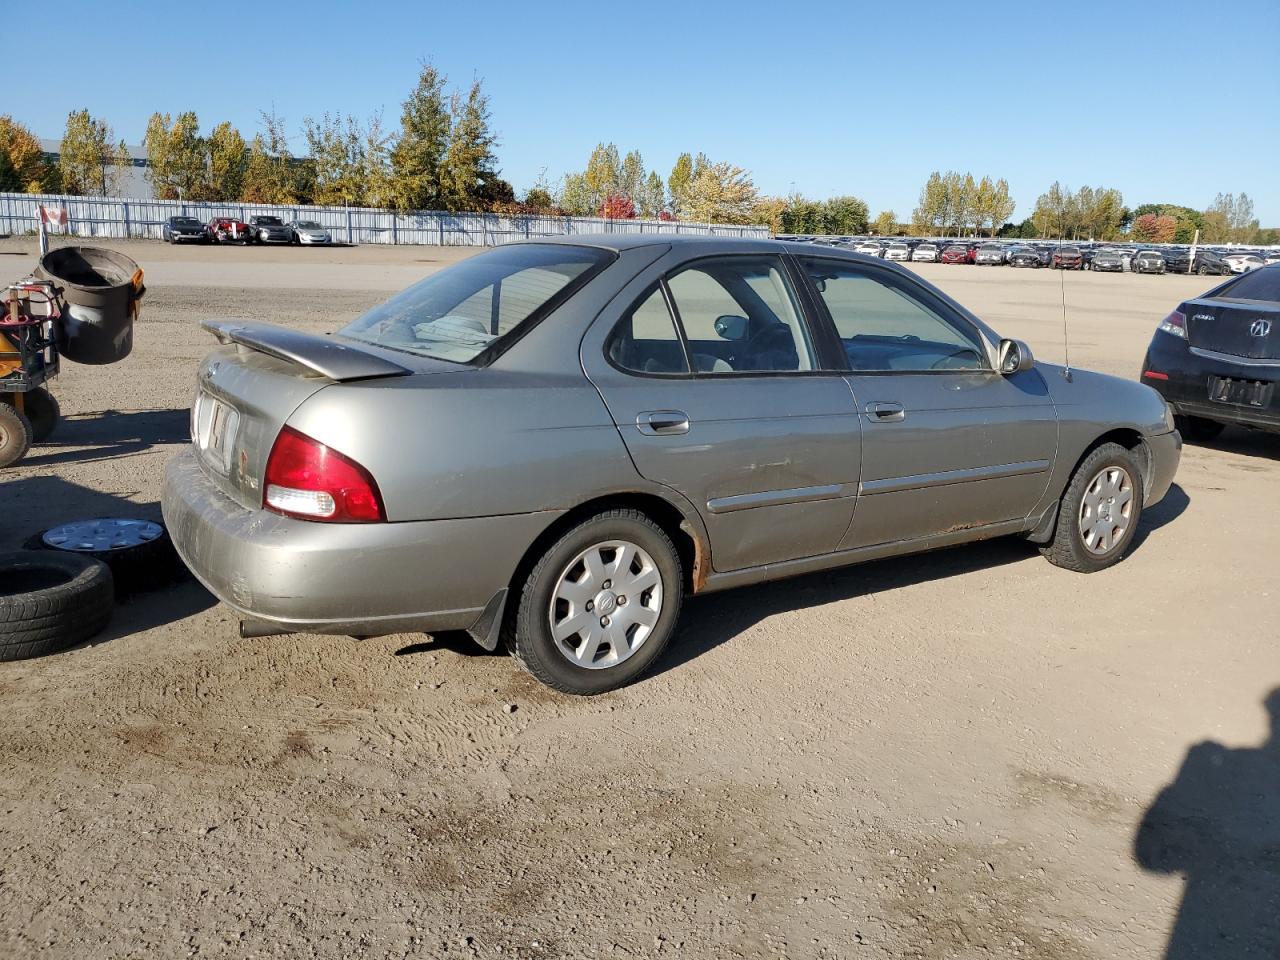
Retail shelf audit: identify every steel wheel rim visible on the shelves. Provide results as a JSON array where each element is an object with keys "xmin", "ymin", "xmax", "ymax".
[
  {"xmin": 1078, "ymin": 466, "xmax": 1134, "ymax": 556},
  {"xmin": 548, "ymin": 539, "xmax": 663, "ymax": 670}
]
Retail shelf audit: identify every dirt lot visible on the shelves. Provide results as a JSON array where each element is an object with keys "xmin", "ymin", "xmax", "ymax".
[{"xmin": 1, "ymin": 238, "xmax": 1277, "ymax": 959}]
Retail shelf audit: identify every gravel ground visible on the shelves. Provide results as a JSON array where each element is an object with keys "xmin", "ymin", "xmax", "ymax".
[{"xmin": 1, "ymin": 238, "xmax": 1277, "ymax": 959}]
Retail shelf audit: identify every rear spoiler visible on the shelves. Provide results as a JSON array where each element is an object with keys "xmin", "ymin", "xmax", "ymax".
[{"xmin": 202, "ymin": 320, "xmax": 411, "ymax": 382}]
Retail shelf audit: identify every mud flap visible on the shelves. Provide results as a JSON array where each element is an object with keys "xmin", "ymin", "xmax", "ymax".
[{"xmin": 466, "ymin": 588, "xmax": 508, "ymax": 652}]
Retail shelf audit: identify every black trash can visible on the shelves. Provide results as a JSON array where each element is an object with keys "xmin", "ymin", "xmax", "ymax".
[{"xmin": 35, "ymin": 247, "xmax": 144, "ymax": 365}]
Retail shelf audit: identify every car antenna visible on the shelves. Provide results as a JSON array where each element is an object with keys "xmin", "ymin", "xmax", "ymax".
[{"xmin": 1056, "ymin": 212, "xmax": 1073, "ymax": 383}]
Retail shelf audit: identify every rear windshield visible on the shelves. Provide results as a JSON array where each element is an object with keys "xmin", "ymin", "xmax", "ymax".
[
  {"xmin": 172, "ymin": 217, "xmax": 200, "ymax": 226},
  {"xmin": 254, "ymin": 216, "xmax": 283, "ymax": 226},
  {"xmin": 1215, "ymin": 266, "xmax": 1280, "ymax": 302},
  {"xmin": 339, "ymin": 244, "xmax": 612, "ymax": 363},
  {"xmin": 296, "ymin": 221, "xmax": 322, "ymax": 229}
]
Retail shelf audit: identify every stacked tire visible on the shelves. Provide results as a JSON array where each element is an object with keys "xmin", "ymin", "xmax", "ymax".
[{"xmin": 0, "ymin": 552, "xmax": 113, "ymax": 662}]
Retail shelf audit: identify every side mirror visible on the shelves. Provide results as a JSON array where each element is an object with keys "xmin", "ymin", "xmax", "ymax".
[
  {"xmin": 713, "ymin": 314, "xmax": 750, "ymax": 341},
  {"xmin": 998, "ymin": 338, "xmax": 1035, "ymax": 375}
]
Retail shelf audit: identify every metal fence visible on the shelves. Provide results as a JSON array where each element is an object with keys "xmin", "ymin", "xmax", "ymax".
[{"xmin": 0, "ymin": 192, "xmax": 770, "ymax": 246}]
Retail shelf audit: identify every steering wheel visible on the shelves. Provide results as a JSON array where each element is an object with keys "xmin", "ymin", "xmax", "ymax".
[{"xmin": 737, "ymin": 323, "xmax": 797, "ymax": 370}]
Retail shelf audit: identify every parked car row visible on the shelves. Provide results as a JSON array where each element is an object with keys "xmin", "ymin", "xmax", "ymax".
[
  {"xmin": 783, "ymin": 235, "xmax": 1279, "ymax": 276},
  {"xmin": 161, "ymin": 215, "xmax": 334, "ymax": 246}
]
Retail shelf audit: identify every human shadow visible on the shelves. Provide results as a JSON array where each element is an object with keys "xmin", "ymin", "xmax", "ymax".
[
  {"xmin": 1134, "ymin": 689, "xmax": 1280, "ymax": 958},
  {"xmin": 17, "ymin": 407, "xmax": 188, "ymax": 468}
]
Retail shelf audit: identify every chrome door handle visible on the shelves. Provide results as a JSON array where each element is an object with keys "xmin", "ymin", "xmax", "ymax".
[
  {"xmin": 866, "ymin": 401, "xmax": 905, "ymax": 422},
  {"xmin": 636, "ymin": 410, "xmax": 691, "ymax": 435}
]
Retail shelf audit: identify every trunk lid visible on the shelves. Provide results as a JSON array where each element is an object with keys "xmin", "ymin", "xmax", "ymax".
[
  {"xmin": 1184, "ymin": 297, "xmax": 1280, "ymax": 361},
  {"xmin": 190, "ymin": 321, "xmax": 452, "ymax": 509}
]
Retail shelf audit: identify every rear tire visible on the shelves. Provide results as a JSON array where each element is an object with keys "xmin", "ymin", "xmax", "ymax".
[
  {"xmin": 1041, "ymin": 443, "xmax": 1145, "ymax": 573},
  {"xmin": 0, "ymin": 403, "xmax": 33, "ymax": 468},
  {"xmin": 0, "ymin": 551, "xmax": 113, "ymax": 661},
  {"xmin": 508, "ymin": 509, "xmax": 683, "ymax": 695},
  {"xmin": 1175, "ymin": 415, "xmax": 1225, "ymax": 443},
  {"xmin": 3, "ymin": 388, "xmax": 59, "ymax": 443}
]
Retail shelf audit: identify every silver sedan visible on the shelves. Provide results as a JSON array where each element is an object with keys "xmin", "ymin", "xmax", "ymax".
[{"xmin": 163, "ymin": 236, "xmax": 1181, "ymax": 694}]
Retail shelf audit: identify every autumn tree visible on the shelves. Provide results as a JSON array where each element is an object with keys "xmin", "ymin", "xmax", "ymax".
[
  {"xmin": 143, "ymin": 111, "xmax": 206, "ymax": 200},
  {"xmin": 438, "ymin": 79, "xmax": 499, "ymax": 211},
  {"xmin": 59, "ymin": 109, "xmax": 117, "ymax": 196},
  {"xmin": 667, "ymin": 152, "xmax": 694, "ymax": 219},
  {"xmin": 240, "ymin": 109, "xmax": 305, "ymax": 204},
  {"xmin": 206, "ymin": 121, "xmax": 247, "ymax": 201},
  {"xmin": 388, "ymin": 62, "xmax": 452, "ymax": 211},
  {"xmin": 620, "ymin": 149, "xmax": 645, "ymax": 203},
  {"xmin": 872, "ymin": 210, "xmax": 897, "ymax": 235},
  {"xmin": 683, "ymin": 156, "xmax": 758, "ymax": 223},
  {"xmin": 0, "ymin": 116, "xmax": 58, "ymax": 193},
  {"xmin": 640, "ymin": 171, "xmax": 665, "ymax": 218},
  {"xmin": 600, "ymin": 193, "xmax": 636, "ymax": 219},
  {"xmin": 583, "ymin": 143, "xmax": 622, "ymax": 213},
  {"xmin": 304, "ymin": 113, "xmax": 370, "ymax": 206}
]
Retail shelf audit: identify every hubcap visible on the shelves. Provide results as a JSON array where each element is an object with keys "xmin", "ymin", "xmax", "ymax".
[
  {"xmin": 42, "ymin": 518, "xmax": 164, "ymax": 552},
  {"xmin": 548, "ymin": 539, "xmax": 662, "ymax": 669},
  {"xmin": 1078, "ymin": 466, "xmax": 1134, "ymax": 555}
]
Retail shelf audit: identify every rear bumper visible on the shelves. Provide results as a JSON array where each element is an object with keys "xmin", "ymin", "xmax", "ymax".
[
  {"xmin": 161, "ymin": 449, "xmax": 560, "ymax": 636},
  {"xmin": 1141, "ymin": 332, "xmax": 1280, "ymax": 432}
]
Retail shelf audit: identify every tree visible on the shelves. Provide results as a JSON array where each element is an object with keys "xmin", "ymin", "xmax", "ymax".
[
  {"xmin": 438, "ymin": 79, "xmax": 499, "ymax": 211},
  {"xmin": 524, "ymin": 186, "xmax": 554, "ymax": 211},
  {"xmin": 1206, "ymin": 192, "xmax": 1259, "ymax": 243},
  {"xmin": 143, "ymin": 111, "xmax": 206, "ymax": 200},
  {"xmin": 558, "ymin": 172, "xmax": 592, "ymax": 215},
  {"xmin": 822, "ymin": 196, "xmax": 868, "ymax": 234},
  {"xmin": 640, "ymin": 170, "xmax": 665, "ymax": 219},
  {"xmin": 667, "ymin": 152, "xmax": 693, "ymax": 219},
  {"xmin": 304, "ymin": 113, "xmax": 369, "ymax": 206},
  {"xmin": 583, "ymin": 142, "xmax": 622, "ymax": 213},
  {"xmin": 988, "ymin": 178, "xmax": 1016, "ymax": 235},
  {"xmin": 620, "ymin": 149, "xmax": 644, "ymax": 203},
  {"xmin": 683, "ymin": 158, "xmax": 758, "ymax": 223},
  {"xmin": 58, "ymin": 109, "xmax": 115, "ymax": 196},
  {"xmin": 872, "ymin": 210, "xmax": 897, "ymax": 236},
  {"xmin": 388, "ymin": 62, "xmax": 451, "ymax": 211},
  {"xmin": 206, "ymin": 121, "xmax": 247, "ymax": 201},
  {"xmin": 780, "ymin": 194, "xmax": 824, "ymax": 234},
  {"xmin": 1131, "ymin": 213, "xmax": 1177, "ymax": 243},
  {"xmin": 1031, "ymin": 181, "xmax": 1071, "ymax": 238},
  {"xmin": 911, "ymin": 171, "xmax": 947, "ymax": 234},
  {"xmin": 240, "ymin": 110, "xmax": 303, "ymax": 204},
  {"xmin": 600, "ymin": 193, "xmax": 635, "ymax": 219},
  {"xmin": 751, "ymin": 196, "xmax": 787, "ymax": 235},
  {"xmin": 0, "ymin": 116, "xmax": 58, "ymax": 193}
]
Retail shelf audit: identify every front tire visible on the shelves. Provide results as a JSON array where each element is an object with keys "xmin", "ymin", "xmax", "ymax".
[
  {"xmin": 1042, "ymin": 443, "xmax": 1145, "ymax": 573},
  {"xmin": 0, "ymin": 402, "xmax": 33, "ymax": 468},
  {"xmin": 508, "ymin": 509, "xmax": 683, "ymax": 695}
]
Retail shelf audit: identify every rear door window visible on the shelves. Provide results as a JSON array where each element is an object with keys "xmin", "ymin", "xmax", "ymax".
[{"xmin": 607, "ymin": 286, "xmax": 690, "ymax": 375}]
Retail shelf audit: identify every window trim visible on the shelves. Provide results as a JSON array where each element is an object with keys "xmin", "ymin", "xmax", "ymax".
[
  {"xmin": 660, "ymin": 253, "xmax": 836, "ymax": 379},
  {"xmin": 793, "ymin": 255, "xmax": 996, "ymax": 375},
  {"xmin": 603, "ymin": 281, "xmax": 694, "ymax": 379}
]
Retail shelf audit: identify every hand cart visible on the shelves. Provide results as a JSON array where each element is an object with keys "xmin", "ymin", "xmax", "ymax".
[{"xmin": 0, "ymin": 280, "xmax": 62, "ymax": 467}]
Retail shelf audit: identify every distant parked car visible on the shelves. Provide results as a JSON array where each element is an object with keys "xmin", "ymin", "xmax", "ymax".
[
  {"xmin": 249, "ymin": 215, "xmax": 293, "ymax": 244},
  {"xmin": 162, "ymin": 215, "xmax": 208, "ymax": 244},
  {"xmin": 884, "ymin": 242, "xmax": 911, "ymax": 262},
  {"xmin": 1051, "ymin": 246, "xmax": 1084, "ymax": 270},
  {"xmin": 910, "ymin": 243, "xmax": 940, "ymax": 262},
  {"xmin": 940, "ymin": 244, "xmax": 971, "ymax": 264},
  {"xmin": 1091, "ymin": 249, "xmax": 1126, "ymax": 273},
  {"xmin": 853, "ymin": 240, "xmax": 883, "ymax": 257},
  {"xmin": 1222, "ymin": 252, "xmax": 1264, "ymax": 273},
  {"xmin": 1141, "ymin": 264, "xmax": 1280, "ymax": 440},
  {"xmin": 207, "ymin": 217, "xmax": 253, "ymax": 244},
  {"xmin": 288, "ymin": 220, "xmax": 333, "ymax": 246},
  {"xmin": 975, "ymin": 243, "xmax": 1005, "ymax": 265},
  {"xmin": 1133, "ymin": 251, "xmax": 1167, "ymax": 275},
  {"xmin": 1264, "ymin": 251, "xmax": 1280, "ymax": 266},
  {"xmin": 1164, "ymin": 248, "xmax": 1231, "ymax": 276},
  {"xmin": 1007, "ymin": 245, "xmax": 1041, "ymax": 268}
]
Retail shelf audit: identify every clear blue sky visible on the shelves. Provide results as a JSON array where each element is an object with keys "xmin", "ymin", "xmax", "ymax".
[{"xmin": 9, "ymin": 0, "xmax": 1278, "ymax": 223}]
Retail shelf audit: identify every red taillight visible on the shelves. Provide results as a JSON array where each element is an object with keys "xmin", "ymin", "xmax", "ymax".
[
  {"xmin": 263, "ymin": 426, "xmax": 385, "ymax": 523},
  {"xmin": 1143, "ymin": 370, "xmax": 1169, "ymax": 380},
  {"xmin": 1157, "ymin": 310, "xmax": 1188, "ymax": 339}
]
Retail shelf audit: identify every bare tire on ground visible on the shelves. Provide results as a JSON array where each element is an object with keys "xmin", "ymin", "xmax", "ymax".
[
  {"xmin": 508, "ymin": 509, "xmax": 683, "ymax": 695},
  {"xmin": 0, "ymin": 551, "xmax": 113, "ymax": 661},
  {"xmin": 0, "ymin": 402, "xmax": 33, "ymax": 468},
  {"xmin": 3, "ymin": 388, "xmax": 59, "ymax": 443},
  {"xmin": 1174, "ymin": 415, "xmax": 1225, "ymax": 443},
  {"xmin": 1041, "ymin": 442, "xmax": 1145, "ymax": 574}
]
